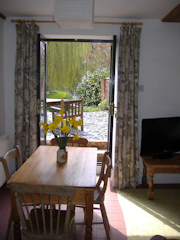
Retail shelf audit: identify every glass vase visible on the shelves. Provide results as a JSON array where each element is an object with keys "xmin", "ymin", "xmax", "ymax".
[{"xmin": 57, "ymin": 148, "xmax": 67, "ymax": 163}]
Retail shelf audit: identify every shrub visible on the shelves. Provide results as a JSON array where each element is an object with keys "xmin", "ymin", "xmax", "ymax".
[
  {"xmin": 74, "ymin": 68, "xmax": 109, "ymax": 106},
  {"xmin": 98, "ymin": 99, "xmax": 109, "ymax": 110}
]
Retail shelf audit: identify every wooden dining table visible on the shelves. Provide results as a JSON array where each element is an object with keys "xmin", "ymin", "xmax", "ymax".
[{"xmin": 7, "ymin": 145, "xmax": 97, "ymax": 240}]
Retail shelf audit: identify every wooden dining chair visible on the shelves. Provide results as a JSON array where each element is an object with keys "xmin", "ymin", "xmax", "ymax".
[
  {"xmin": 9, "ymin": 182, "xmax": 77, "ymax": 240},
  {"xmin": 0, "ymin": 145, "xmax": 22, "ymax": 240},
  {"xmin": 0, "ymin": 145, "xmax": 22, "ymax": 181},
  {"xmin": 76, "ymin": 151, "xmax": 111, "ymax": 240},
  {"xmin": 51, "ymin": 137, "xmax": 88, "ymax": 147},
  {"xmin": 67, "ymin": 137, "xmax": 88, "ymax": 147}
]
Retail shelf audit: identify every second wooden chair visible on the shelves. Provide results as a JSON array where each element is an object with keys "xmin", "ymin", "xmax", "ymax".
[
  {"xmin": 76, "ymin": 151, "xmax": 111, "ymax": 240},
  {"xmin": 0, "ymin": 145, "xmax": 22, "ymax": 240}
]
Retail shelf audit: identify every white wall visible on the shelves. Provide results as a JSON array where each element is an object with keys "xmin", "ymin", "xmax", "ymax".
[
  {"xmin": 138, "ymin": 20, "xmax": 180, "ymax": 183},
  {"xmin": 2, "ymin": 17, "xmax": 180, "ymax": 184}
]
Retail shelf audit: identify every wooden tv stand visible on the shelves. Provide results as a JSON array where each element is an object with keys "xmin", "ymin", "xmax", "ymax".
[{"xmin": 141, "ymin": 154, "xmax": 180, "ymax": 200}]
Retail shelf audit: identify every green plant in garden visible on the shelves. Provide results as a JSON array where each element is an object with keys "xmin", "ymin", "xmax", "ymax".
[
  {"xmin": 83, "ymin": 106, "xmax": 100, "ymax": 112},
  {"xmin": 75, "ymin": 68, "xmax": 109, "ymax": 106},
  {"xmin": 46, "ymin": 42, "xmax": 111, "ymax": 93},
  {"xmin": 98, "ymin": 99, "xmax": 109, "ymax": 110},
  {"xmin": 47, "ymin": 90, "xmax": 72, "ymax": 99}
]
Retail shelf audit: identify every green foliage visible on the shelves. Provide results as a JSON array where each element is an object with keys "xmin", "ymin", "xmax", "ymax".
[
  {"xmin": 47, "ymin": 90, "xmax": 72, "ymax": 99},
  {"xmin": 46, "ymin": 42, "xmax": 93, "ymax": 93},
  {"xmin": 74, "ymin": 68, "xmax": 109, "ymax": 106},
  {"xmin": 98, "ymin": 99, "xmax": 109, "ymax": 110},
  {"xmin": 84, "ymin": 42, "xmax": 111, "ymax": 69},
  {"xmin": 45, "ymin": 42, "xmax": 111, "ymax": 95},
  {"xmin": 83, "ymin": 106, "xmax": 100, "ymax": 112}
]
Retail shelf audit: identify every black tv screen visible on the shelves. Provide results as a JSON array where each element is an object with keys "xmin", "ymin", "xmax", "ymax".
[{"xmin": 140, "ymin": 117, "xmax": 180, "ymax": 159}]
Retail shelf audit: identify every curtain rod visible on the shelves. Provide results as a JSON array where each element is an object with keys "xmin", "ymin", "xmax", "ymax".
[{"xmin": 11, "ymin": 19, "xmax": 143, "ymax": 26}]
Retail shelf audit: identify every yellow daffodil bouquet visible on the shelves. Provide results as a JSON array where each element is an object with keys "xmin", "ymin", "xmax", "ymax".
[{"xmin": 39, "ymin": 108, "xmax": 82, "ymax": 149}]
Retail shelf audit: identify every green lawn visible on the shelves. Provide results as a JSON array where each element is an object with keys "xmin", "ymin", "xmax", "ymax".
[
  {"xmin": 47, "ymin": 90, "xmax": 71, "ymax": 99},
  {"xmin": 46, "ymin": 90, "xmax": 103, "ymax": 112}
]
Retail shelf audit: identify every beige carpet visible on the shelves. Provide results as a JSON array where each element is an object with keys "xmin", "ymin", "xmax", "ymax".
[{"xmin": 117, "ymin": 188, "xmax": 180, "ymax": 240}]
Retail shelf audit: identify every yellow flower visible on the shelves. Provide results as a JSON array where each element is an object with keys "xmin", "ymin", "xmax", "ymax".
[
  {"xmin": 59, "ymin": 108, "xmax": 64, "ymax": 116},
  {"xmin": 64, "ymin": 118, "xmax": 70, "ymax": 125},
  {"xmin": 39, "ymin": 122, "xmax": 44, "ymax": 127},
  {"xmin": 60, "ymin": 124, "xmax": 70, "ymax": 134},
  {"xmin": 72, "ymin": 133, "xmax": 79, "ymax": 141},
  {"xmin": 77, "ymin": 119, "xmax": 83, "ymax": 126},
  {"xmin": 73, "ymin": 122, "xmax": 78, "ymax": 130},
  {"xmin": 69, "ymin": 117, "xmax": 76, "ymax": 125},
  {"xmin": 53, "ymin": 120, "xmax": 59, "ymax": 128},
  {"xmin": 55, "ymin": 115, "xmax": 63, "ymax": 123},
  {"xmin": 43, "ymin": 129, "xmax": 48, "ymax": 134},
  {"xmin": 39, "ymin": 113, "xmax": 84, "ymax": 146},
  {"xmin": 40, "ymin": 122, "xmax": 48, "ymax": 135},
  {"xmin": 49, "ymin": 122, "xmax": 56, "ymax": 131}
]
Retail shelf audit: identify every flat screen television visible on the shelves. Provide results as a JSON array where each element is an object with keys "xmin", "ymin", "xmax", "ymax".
[{"xmin": 140, "ymin": 117, "xmax": 180, "ymax": 159}]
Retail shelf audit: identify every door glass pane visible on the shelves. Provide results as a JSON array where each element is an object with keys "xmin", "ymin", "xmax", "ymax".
[
  {"xmin": 39, "ymin": 39, "xmax": 115, "ymax": 148},
  {"xmin": 40, "ymin": 41, "xmax": 47, "ymax": 145}
]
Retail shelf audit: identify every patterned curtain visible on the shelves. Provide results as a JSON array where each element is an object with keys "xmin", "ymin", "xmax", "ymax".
[
  {"xmin": 15, "ymin": 23, "xmax": 39, "ymax": 162},
  {"xmin": 113, "ymin": 25, "xmax": 142, "ymax": 189}
]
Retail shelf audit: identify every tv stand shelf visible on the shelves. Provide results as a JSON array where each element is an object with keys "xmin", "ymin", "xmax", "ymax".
[{"xmin": 141, "ymin": 154, "xmax": 180, "ymax": 200}]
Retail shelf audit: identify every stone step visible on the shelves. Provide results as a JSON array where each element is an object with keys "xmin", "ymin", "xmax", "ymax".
[{"xmin": 88, "ymin": 140, "xmax": 107, "ymax": 149}]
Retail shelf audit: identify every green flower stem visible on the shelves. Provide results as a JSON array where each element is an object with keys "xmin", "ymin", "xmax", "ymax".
[{"xmin": 53, "ymin": 131, "xmax": 68, "ymax": 149}]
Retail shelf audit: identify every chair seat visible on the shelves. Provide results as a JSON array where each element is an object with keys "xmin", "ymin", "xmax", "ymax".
[
  {"xmin": 93, "ymin": 187, "xmax": 105, "ymax": 204},
  {"xmin": 23, "ymin": 209, "xmax": 75, "ymax": 239}
]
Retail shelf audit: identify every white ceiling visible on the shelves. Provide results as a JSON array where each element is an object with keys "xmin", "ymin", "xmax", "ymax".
[{"xmin": 1, "ymin": 0, "xmax": 180, "ymax": 20}]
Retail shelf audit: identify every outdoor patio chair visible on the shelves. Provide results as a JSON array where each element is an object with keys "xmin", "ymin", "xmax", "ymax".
[
  {"xmin": 0, "ymin": 145, "xmax": 22, "ymax": 240},
  {"xmin": 9, "ymin": 182, "xmax": 77, "ymax": 240},
  {"xmin": 76, "ymin": 151, "xmax": 111, "ymax": 240},
  {"xmin": 50, "ymin": 98, "xmax": 84, "ymax": 131}
]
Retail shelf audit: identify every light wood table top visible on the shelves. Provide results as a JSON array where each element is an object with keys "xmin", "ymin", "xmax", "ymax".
[
  {"xmin": 8, "ymin": 146, "xmax": 97, "ymax": 187},
  {"xmin": 7, "ymin": 145, "xmax": 97, "ymax": 240}
]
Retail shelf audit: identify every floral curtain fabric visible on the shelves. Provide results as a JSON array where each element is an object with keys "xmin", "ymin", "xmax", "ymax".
[
  {"xmin": 113, "ymin": 25, "xmax": 142, "ymax": 189},
  {"xmin": 15, "ymin": 23, "xmax": 39, "ymax": 162}
]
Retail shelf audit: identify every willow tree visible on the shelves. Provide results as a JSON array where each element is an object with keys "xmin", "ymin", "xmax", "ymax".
[{"xmin": 46, "ymin": 41, "xmax": 111, "ymax": 95}]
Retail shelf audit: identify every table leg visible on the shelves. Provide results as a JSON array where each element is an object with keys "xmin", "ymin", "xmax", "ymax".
[
  {"xmin": 142, "ymin": 161, "xmax": 147, "ymax": 186},
  {"xmin": 10, "ymin": 191, "xmax": 21, "ymax": 240},
  {"xmin": 148, "ymin": 169, "xmax": 154, "ymax": 200},
  {"xmin": 85, "ymin": 191, "xmax": 94, "ymax": 240}
]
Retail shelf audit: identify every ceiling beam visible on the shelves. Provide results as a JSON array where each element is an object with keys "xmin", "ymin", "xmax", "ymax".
[
  {"xmin": 162, "ymin": 4, "xmax": 180, "ymax": 22},
  {"xmin": 0, "ymin": 13, "xmax": 6, "ymax": 20}
]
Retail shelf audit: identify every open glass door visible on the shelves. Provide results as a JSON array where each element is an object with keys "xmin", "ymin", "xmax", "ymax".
[
  {"xmin": 37, "ymin": 36, "xmax": 115, "ymax": 149},
  {"xmin": 37, "ymin": 38, "xmax": 47, "ymax": 146},
  {"xmin": 108, "ymin": 35, "xmax": 116, "ymax": 159}
]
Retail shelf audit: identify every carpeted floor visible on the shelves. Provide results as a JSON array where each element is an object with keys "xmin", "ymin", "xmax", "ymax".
[{"xmin": 116, "ymin": 188, "xmax": 180, "ymax": 240}]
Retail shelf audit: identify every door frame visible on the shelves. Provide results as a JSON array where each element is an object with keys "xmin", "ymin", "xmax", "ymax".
[{"xmin": 37, "ymin": 35, "xmax": 117, "ymax": 159}]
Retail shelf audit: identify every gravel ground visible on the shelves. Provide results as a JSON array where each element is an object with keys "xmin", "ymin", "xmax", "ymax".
[
  {"xmin": 83, "ymin": 111, "xmax": 108, "ymax": 141},
  {"xmin": 41, "ymin": 110, "xmax": 108, "ymax": 141}
]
